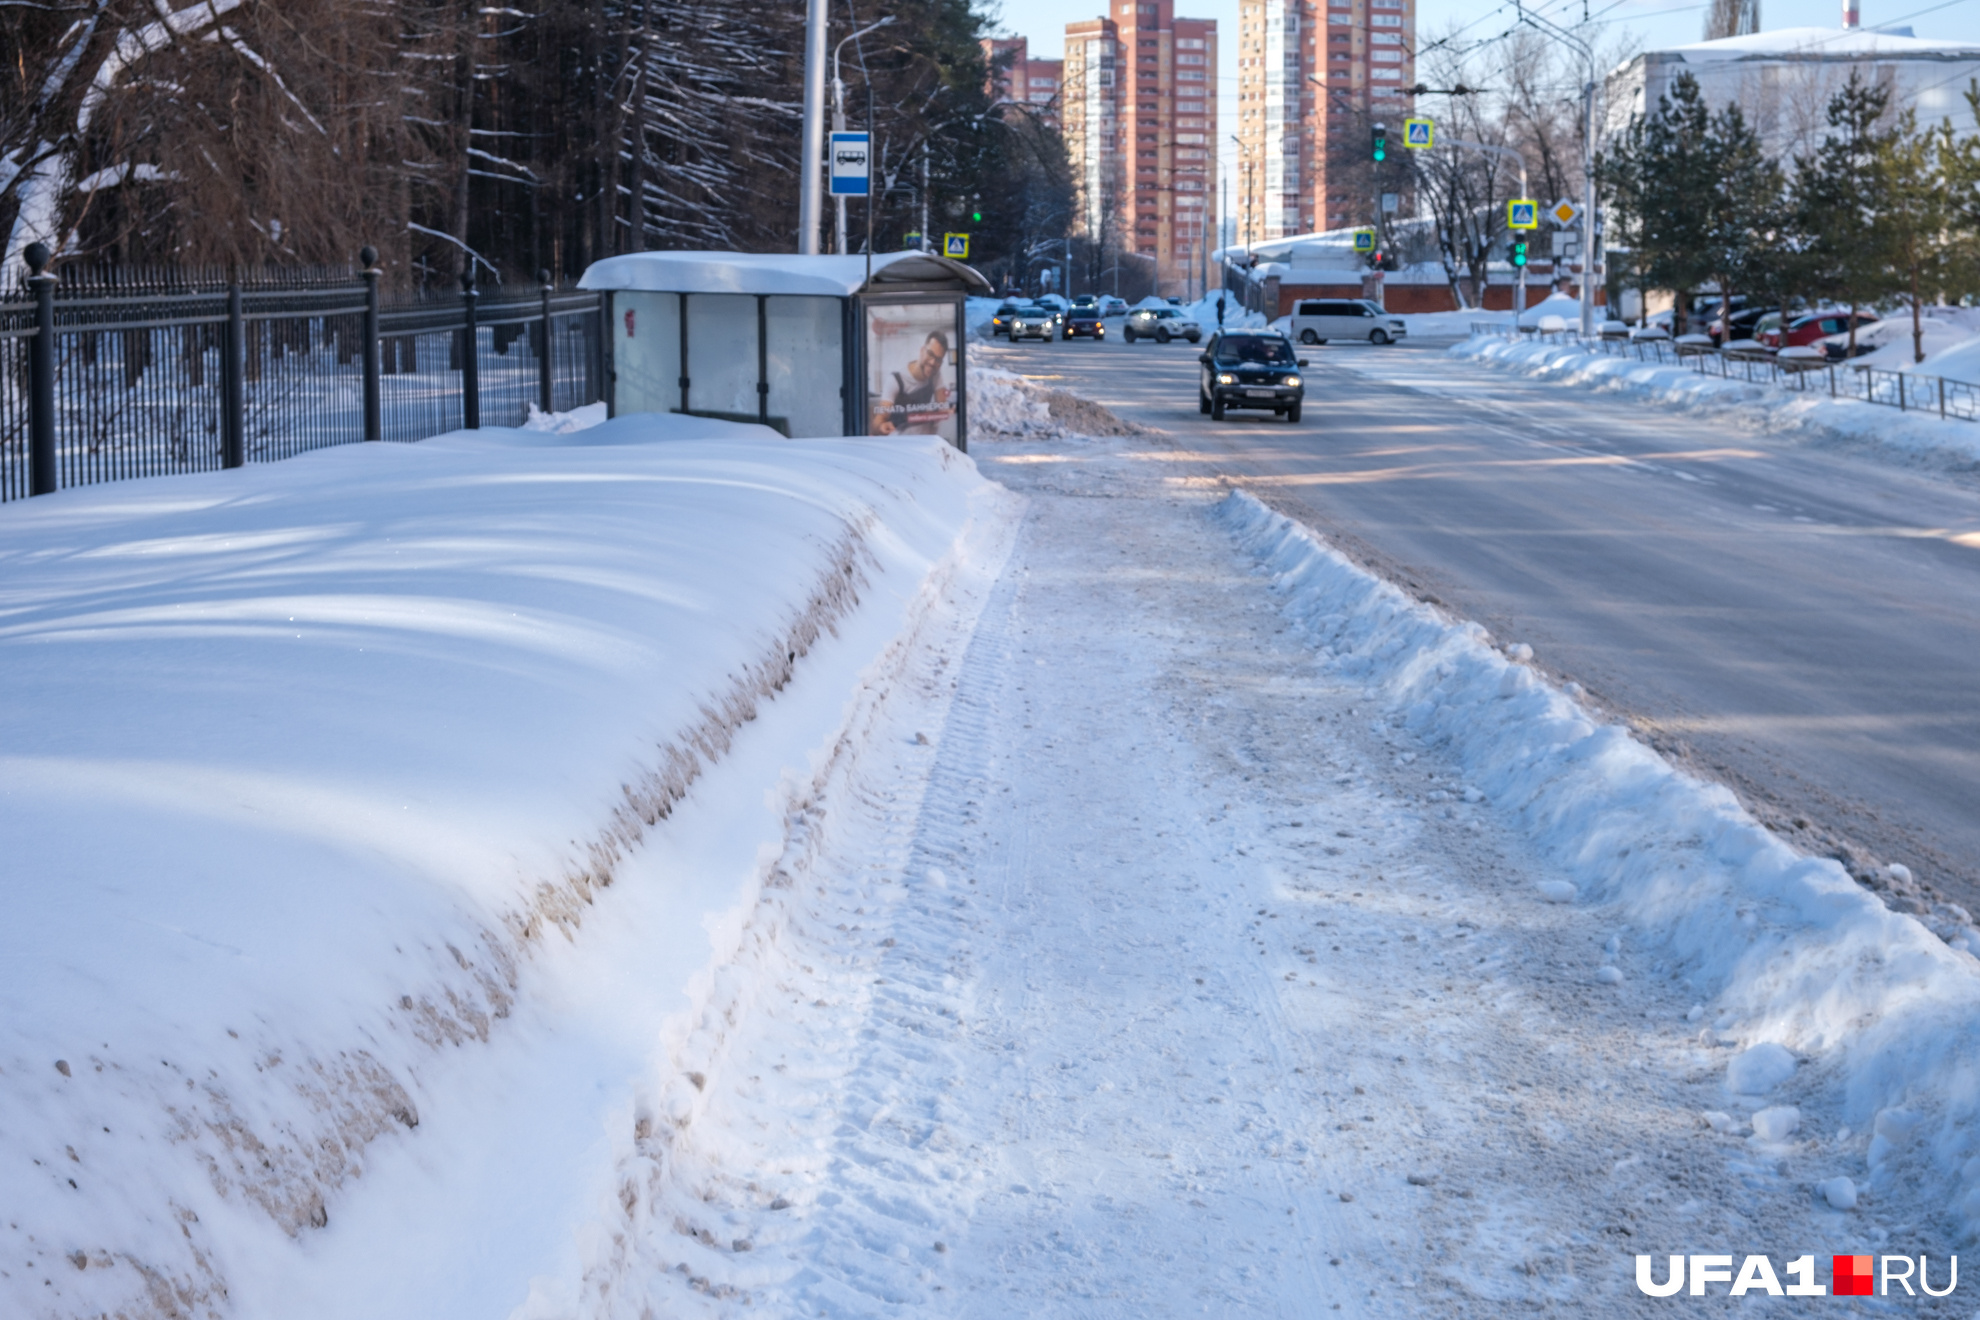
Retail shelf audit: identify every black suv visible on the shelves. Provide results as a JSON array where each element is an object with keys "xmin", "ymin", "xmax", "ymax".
[{"xmin": 1200, "ymin": 331, "xmax": 1306, "ymax": 422}]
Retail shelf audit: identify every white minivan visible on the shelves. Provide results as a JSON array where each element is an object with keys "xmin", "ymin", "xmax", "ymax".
[{"xmin": 1288, "ymin": 299, "xmax": 1407, "ymax": 345}]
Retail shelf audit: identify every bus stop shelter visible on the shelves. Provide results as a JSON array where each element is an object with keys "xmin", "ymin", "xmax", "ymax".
[{"xmin": 578, "ymin": 251, "xmax": 991, "ymax": 449}]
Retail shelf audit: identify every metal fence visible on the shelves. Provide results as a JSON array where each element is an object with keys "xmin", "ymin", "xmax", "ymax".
[
  {"xmin": 1469, "ymin": 321, "xmax": 1980, "ymax": 425},
  {"xmin": 0, "ymin": 246, "xmax": 605, "ymax": 503}
]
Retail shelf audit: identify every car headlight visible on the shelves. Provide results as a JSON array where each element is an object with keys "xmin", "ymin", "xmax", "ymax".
[
  {"xmin": 1282, "ymin": 375, "xmax": 1301, "ymax": 387},
  {"xmin": 1216, "ymin": 373, "xmax": 1236, "ymax": 385}
]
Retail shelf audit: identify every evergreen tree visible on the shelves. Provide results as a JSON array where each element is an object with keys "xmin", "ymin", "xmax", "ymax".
[
  {"xmin": 1696, "ymin": 100, "xmax": 1784, "ymax": 343},
  {"xmin": 1788, "ymin": 72, "xmax": 1894, "ymax": 357}
]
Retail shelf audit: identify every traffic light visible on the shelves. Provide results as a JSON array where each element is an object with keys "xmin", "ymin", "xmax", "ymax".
[
  {"xmin": 1510, "ymin": 239, "xmax": 1528, "ymax": 267},
  {"xmin": 1371, "ymin": 123, "xmax": 1387, "ymax": 162},
  {"xmin": 971, "ymin": 209, "xmax": 983, "ymax": 224}
]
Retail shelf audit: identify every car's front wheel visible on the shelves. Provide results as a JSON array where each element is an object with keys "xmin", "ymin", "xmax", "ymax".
[
  {"xmin": 1299, "ymin": 329, "xmax": 1319, "ymax": 345},
  {"xmin": 1124, "ymin": 327, "xmax": 1137, "ymax": 342},
  {"xmin": 1370, "ymin": 328, "xmax": 1391, "ymax": 345},
  {"xmin": 1210, "ymin": 395, "xmax": 1225, "ymax": 420},
  {"xmin": 1156, "ymin": 327, "xmax": 1171, "ymax": 343},
  {"xmin": 1199, "ymin": 389, "xmax": 1211, "ymax": 415},
  {"xmin": 1286, "ymin": 401, "xmax": 1302, "ymax": 423}
]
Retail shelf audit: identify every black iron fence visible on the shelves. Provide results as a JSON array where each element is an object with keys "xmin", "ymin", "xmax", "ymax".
[
  {"xmin": 0, "ymin": 245, "xmax": 605, "ymax": 503},
  {"xmin": 1469, "ymin": 321, "xmax": 1980, "ymax": 425}
]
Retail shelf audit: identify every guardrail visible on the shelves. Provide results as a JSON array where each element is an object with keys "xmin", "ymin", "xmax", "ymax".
[
  {"xmin": 1465, "ymin": 322, "xmax": 1978, "ymax": 424},
  {"xmin": 0, "ymin": 246, "xmax": 605, "ymax": 503}
]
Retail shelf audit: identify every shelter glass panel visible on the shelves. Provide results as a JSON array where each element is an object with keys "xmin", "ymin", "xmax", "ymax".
[{"xmin": 765, "ymin": 296, "xmax": 845, "ymax": 438}]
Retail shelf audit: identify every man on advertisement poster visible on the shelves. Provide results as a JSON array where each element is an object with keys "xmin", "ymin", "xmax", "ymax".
[{"xmin": 867, "ymin": 303, "xmax": 957, "ymax": 442}]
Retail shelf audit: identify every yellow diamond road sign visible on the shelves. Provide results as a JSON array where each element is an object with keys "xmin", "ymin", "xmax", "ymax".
[
  {"xmin": 1550, "ymin": 199, "xmax": 1581, "ymax": 227},
  {"xmin": 944, "ymin": 233, "xmax": 970, "ymax": 258},
  {"xmin": 1507, "ymin": 199, "xmax": 1539, "ymax": 231},
  {"xmin": 1403, "ymin": 118, "xmax": 1434, "ymax": 150},
  {"xmin": 1352, "ymin": 228, "xmax": 1376, "ymax": 253}
]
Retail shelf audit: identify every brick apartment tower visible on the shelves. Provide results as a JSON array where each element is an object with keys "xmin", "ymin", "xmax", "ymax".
[
  {"xmin": 1235, "ymin": 0, "xmax": 1414, "ymax": 241},
  {"xmin": 983, "ymin": 36, "xmax": 1065, "ymax": 128},
  {"xmin": 1063, "ymin": 0, "xmax": 1218, "ymax": 294}
]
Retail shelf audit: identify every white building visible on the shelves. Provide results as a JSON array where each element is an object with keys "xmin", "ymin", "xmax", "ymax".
[{"xmin": 1603, "ymin": 24, "xmax": 1980, "ymax": 163}]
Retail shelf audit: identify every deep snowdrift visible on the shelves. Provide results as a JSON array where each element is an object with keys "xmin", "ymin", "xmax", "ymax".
[
  {"xmin": 1219, "ymin": 490, "xmax": 1980, "ymax": 1239},
  {"xmin": 0, "ymin": 418, "xmax": 1005, "ymax": 1318}
]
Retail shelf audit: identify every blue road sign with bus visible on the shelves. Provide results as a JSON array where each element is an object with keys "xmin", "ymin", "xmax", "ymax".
[{"xmin": 830, "ymin": 133, "xmax": 870, "ymax": 196}]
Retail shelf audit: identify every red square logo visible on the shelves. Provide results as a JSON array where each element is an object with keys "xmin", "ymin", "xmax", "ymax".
[{"xmin": 1833, "ymin": 1254, "xmax": 1874, "ymax": 1296}]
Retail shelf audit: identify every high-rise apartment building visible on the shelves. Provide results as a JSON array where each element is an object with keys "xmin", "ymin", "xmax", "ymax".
[
  {"xmin": 1062, "ymin": 0, "xmax": 1217, "ymax": 292},
  {"xmin": 1235, "ymin": 0, "xmax": 1414, "ymax": 242},
  {"xmin": 983, "ymin": 37, "xmax": 1065, "ymax": 128}
]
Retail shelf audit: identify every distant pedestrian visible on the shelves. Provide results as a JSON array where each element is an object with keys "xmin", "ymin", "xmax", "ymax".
[{"xmin": 1216, "ymin": 294, "xmax": 1226, "ymax": 328}]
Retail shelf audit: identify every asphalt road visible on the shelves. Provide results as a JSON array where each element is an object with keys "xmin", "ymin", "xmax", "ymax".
[{"xmin": 977, "ymin": 321, "xmax": 1980, "ymax": 909}]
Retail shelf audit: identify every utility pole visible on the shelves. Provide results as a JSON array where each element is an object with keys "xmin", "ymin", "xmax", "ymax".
[
  {"xmin": 798, "ymin": 0, "xmax": 827, "ymax": 253},
  {"xmin": 920, "ymin": 142, "xmax": 930, "ymax": 251}
]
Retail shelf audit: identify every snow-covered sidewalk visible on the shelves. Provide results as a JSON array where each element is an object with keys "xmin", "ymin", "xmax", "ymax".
[{"xmin": 566, "ymin": 409, "xmax": 1972, "ymax": 1315}]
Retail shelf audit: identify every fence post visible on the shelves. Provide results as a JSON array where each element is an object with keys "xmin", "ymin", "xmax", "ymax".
[
  {"xmin": 538, "ymin": 269, "xmax": 554, "ymax": 416},
  {"xmin": 24, "ymin": 242, "xmax": 57, "ymax": 496},
  {"xmin": 360, "ymin": 246, "xmax": 382, "ymax": 441},
  {"xmin": 1897, "ymin": 372, "xmax": 1906, "ymax": 412},
  {"xmin": 1941, "ymin": 376, "xmax": 1948, "ymax": 420},
  {"xmin": 460, "ymin": 270, "xmax": 480, "ymax": 429},
  {"xmin": 222, "ymin": 282, "xmax": 245, "ymax": 468}
]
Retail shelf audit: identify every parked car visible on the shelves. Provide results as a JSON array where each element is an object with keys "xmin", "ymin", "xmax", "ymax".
[
  {"xmin": 1122, "ymin": 306, "xmax": 1203, "ymax": 343},
  {"xmin": 1099, "ymin": 296, "xmax": 1129, "ymax": 317},
  {"xmin": 1765, "ymin": 309, "xmax": 1879, "ymax": 350},
  {"xmin": 1063, "ymin": 305, "xmax": 1105, "ymax": 339},
  {"xmin": 1166, "ymin": 296, "xmax": 1183, "ymax": 305},
  {"xmin": 1199, "ymin": 331, "xmax": 1306, "ymax": 422},
  {"xmin": 1289, "ymin": 298, "xmax": 1406, "ymax": 345},
  {"xmin": 989, "ymin": 301, "xmax": 1023, "ymax": 338},
  {"xmin": 1708, "ymin": 303, "xmax": 1779, "ymax": 344},
  {"xmin": 1007, "ymin": 303, "xmax": 1059, "ymax": 342}
]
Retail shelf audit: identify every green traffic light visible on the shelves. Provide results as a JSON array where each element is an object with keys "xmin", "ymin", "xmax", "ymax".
[
  {"xmin": 1511, "ymin": 240, "xmax": 1528, "ymax": 268},
  {"xmin": 972, "ymin": 211, "xmax": 983, "ymax": 223}
]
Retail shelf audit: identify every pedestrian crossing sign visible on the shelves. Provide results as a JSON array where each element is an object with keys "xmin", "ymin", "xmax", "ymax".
[
  {"xmin": 1352, "ymin": 228, "xmax": 1375, "ymax": 253},
  {"xmin": 1507, "ymin": 199, "xmax": 1539, "ymax": 230},
  {"xmin": 1403, "ymin": 118, "xmax": 1434, "ymax": 149},
  {"xmin": 944, "ymin": 233, "xmax": 970, "ymax": 258}
]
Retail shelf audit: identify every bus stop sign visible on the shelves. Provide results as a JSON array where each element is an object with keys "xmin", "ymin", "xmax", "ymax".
[{"xmin": 829, "ymin": 132, "xmax": 870, "ymax": 196}]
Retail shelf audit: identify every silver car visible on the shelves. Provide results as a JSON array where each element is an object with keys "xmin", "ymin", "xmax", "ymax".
[
  {"xmin": 1008, "ymin": 304, "xmax": 1058, "ymax": 342},
  {"xmin": 1122, "ymin": 306, "xmax": 1203, "ymax": 343},
  {"xmin": 1288, "ymin": 299, "xmax": 1407, "ymax": 345}
]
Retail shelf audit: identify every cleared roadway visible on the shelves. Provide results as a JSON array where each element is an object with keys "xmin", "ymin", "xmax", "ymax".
[{"xmin": 977, "ymin": 322, "xmax": 1980, "ymax": 909}]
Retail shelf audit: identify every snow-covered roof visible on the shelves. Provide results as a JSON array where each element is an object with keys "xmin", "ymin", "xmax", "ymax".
[
  {"xmin": 578, "ymin": 250, "xmax": 992, "ymax": 297},
  {"xmin": 1650, "ymin": 25, "xmax": 1980, "ymax": 62}
]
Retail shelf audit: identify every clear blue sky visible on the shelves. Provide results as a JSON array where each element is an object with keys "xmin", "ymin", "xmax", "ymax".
[{"xmin": 983, "ymin": 0, "xmax": 1980, "ymax": 239}]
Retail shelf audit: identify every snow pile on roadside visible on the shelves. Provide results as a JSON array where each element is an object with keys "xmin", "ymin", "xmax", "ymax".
[
  {"xmin": 1399, "ymin": 308, "xmax": 1509, "ymax": 336},
  {"xmin": 1218, "ymin": 489, "xmax": 1980, "ymax": 1233},
  {"xmin": 1447, "ymin": 332, "xmax": 1980, "ymax": 464},
  {"xmin": 967, "ymin": 364, "xmax": 1055, "ymax": 438},
  {"xmin": 0, "ymin": 421, "xmax": 997, "ymax": 1320},
  {"xmin": 1183, "ymin": 291, "xmax": 1266, "ymax": 330}
]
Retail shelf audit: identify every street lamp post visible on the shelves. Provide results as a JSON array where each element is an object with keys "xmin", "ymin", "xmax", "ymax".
[{"xmin": 833, "ymin": 17, "xmax": 896, "ymax": 256}]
